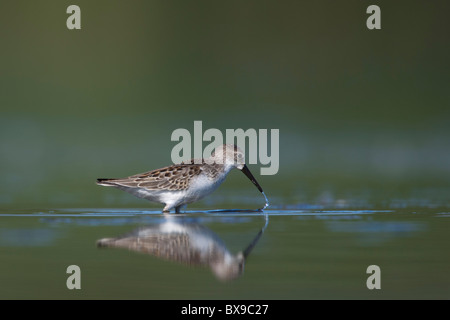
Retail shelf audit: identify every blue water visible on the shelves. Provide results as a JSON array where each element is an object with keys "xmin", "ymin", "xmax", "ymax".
[{"xmin": 1, "ymin": 207, "xmax": 449, "ymax": 299}]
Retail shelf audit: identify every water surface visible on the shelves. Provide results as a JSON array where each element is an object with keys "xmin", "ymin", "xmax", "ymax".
[{"xmin": 1, "ymin": 207, "xmax": 449, "ymax": 299}]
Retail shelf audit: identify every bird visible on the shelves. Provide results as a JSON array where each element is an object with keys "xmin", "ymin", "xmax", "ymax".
[
  {"xmin": 96, "ymin": 144, "xmax": 268, "ymax": 213},
  {"xmin": 96, "ymin": 216, "xmax": 268, "ymax": 281}
]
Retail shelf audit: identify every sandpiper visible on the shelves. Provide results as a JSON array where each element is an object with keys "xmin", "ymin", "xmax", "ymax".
[
  {"xmin": 97, "ymin": 144, "xmax": 269, "ymax": 213},
  {"xmin": 97, "ymin": 215, "xmax": 268, "ymax": 281}
]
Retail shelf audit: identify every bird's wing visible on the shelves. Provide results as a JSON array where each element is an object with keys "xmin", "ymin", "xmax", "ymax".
[
  {"xmin": 103, "ymin": 164, "xmax": 203, "ymax": 191},
  {"xmin": 97, "ymin": 233, "xmax": 210, "ymax": 266}
]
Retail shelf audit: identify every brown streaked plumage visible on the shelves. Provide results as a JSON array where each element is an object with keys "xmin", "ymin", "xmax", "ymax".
[
  {"xmin": 97, "ymin": 216, "xmax": 268, "ymax": 281},
  {"xmin": 98, "ymin": 164, "xmax": 203, "ymax": 191}
]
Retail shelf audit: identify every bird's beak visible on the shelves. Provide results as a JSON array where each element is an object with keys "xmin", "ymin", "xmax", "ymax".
[{"xmin": 241, "ymin": 165, "xmax": 263, "ymax": 193}]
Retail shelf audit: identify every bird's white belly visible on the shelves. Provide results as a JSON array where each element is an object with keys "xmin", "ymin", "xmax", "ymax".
[
  {"xmin": 183, "ymin": 174, "xmax": 226, "ymax": 204},
  {"xmin": 136, "ymin": 189, "xmax": 187, "ymax": 205}
]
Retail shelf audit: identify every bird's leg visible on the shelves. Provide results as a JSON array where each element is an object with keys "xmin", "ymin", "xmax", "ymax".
[{"xmin": 175, "ymin": 204, "xmax": 186, "ymax": 214}]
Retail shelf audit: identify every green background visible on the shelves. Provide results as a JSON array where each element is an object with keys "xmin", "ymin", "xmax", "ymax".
[{"xmin": 0, "ymin": 0, "xmax": 449, "ymax": 208}]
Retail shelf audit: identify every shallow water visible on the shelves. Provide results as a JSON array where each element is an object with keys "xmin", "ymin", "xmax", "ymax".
[
  {"xmin": 1, "ymin": 0, "xmax": 449, "ymax": 302},
  {"xmin": 1, "ymin": 207, "xmax": 449, "ymax": 299}
]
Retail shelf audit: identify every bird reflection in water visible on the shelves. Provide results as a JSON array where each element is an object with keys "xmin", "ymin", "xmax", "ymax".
[{"xmin": 97, "ymin": 214, "xmax": 268, "ymax": 281}]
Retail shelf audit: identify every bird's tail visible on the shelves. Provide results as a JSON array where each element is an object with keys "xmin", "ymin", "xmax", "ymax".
[
  {"xmin": 96, "ymin": 238, "xmax": 115, "ymax": 247},
  {"xmin": 96, "ymin": 178, "xmax": 117, "ymax": 186}
]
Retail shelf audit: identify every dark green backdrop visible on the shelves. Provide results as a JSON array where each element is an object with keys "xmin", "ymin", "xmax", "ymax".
[{"xmin": 1, "ymin": 1, "xmax": 449, "ymax": 208}]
